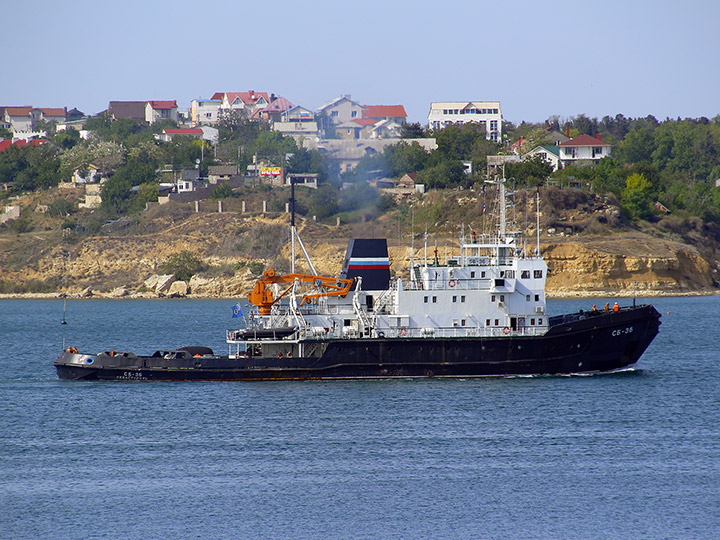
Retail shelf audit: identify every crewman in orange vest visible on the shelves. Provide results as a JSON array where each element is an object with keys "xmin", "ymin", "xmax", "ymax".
[{"xmin": 613, "ymin": 302, "xmax": 619, "ymax": 312}]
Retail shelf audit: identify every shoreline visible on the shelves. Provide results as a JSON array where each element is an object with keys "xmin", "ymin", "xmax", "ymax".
[{"xmin": 1, "ymin": 289, "xmax": 718, "ymax": 300}]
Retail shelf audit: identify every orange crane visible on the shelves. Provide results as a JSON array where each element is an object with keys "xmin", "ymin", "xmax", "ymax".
[{"xmin": 248, "ymin": 269, "xmax": 354, "ymax": 315}]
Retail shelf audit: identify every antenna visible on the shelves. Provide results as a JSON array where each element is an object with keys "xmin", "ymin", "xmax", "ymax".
[
  {"xmin": 536, "ymin": 190, "xmax": 540, "ymax": 257},
  {"xmin": 290, "ymin": 178, "xmax": 296, "ymax": 273}
]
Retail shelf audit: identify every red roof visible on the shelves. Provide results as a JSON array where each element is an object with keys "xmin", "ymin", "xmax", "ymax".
[
  {"xmin": 351, "ymin": 118, "xmax": 378, "ymax": 127},
  {"xmin": 148, "ymin": 100, "xmax": 178, "ymax": 110},
  {"xmin": 560, "ymin": 134, "xmax": 611, "ymax": 147},
  {"xmin": 362, "ymin": 105, "xmax": 407, "ymax": 119},
  {"xmin": 0, "ymin": 139, "xmax": 48, "ymax": 152},
  {"xmin": 224, "ymin": 91, "xmax": 270, "ymax": 106},
  {"xmin": 40, "ymin": 108, "xmax": 66, "ymax": 117},
  {"xmin": 162, "ymin": 128, "xmax": 203, "ymax": 135},
  {"xmin": 4, "ymin": 107, "xmax": 33, "ymax": 116}
]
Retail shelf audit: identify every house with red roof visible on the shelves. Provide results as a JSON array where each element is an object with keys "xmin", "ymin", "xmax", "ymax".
[
  {"xmin": 2, "ymin": 106, "xmax": 66, "ymax": 137},
  {"xmin": 213, "ymin": 91, "xmax": 271, "ymax": 117},
  {"xmin": 155, "ymin": 128, "xmax": 203, "ymax": 142},
  {"xmin": 559, "ymin": 134, "xmax": 612, "ymax": 162},
  {"xmin": 252, "ymin": 96, "xmax": 294, "ymax": 123},
  {"xmin": 145, "ymin": 101, "xmax": 179, "ymax": 124}
]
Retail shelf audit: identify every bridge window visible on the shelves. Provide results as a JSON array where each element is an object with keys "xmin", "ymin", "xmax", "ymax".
[
  {"xmin": 500, "ymin": 295, "xmax": 505, "ymax": 302},
  {"xmin": 471, "ymin": 271, "xmax": 475, "ymax": 278},
  {"xmin": 452, "ymin": 296, "xmax": 457, "ymax": 303},
  {"xmin": 461, "ymin": 319, "xmax": 466, "ymax": 326},
  {"xmin": 432, "ymin": 296, "xmax": 437, "ymax": 303},
  {"xmin": 494, "ymin": 319, "xmax": 499, "ymax": 326},
  {"xmin": 491, "ymin": 295, "xmax": 496, "ymax": 302},
  {"xmin": 535, "ymin": 294, "xmax": 539, "ymax": 302},
  {"xmin": 531, "ymin": 318, "xmax": 535, "ymax": 325},
  {"xmin": 424, "ymin": 296, "xmax": 428, "ymax": 303},
  {"xmin": 526, "ymin": 295, "xmax": 530, "ymax": 301},
  {"xmin": 461, "ymin": 296, "xmax": 466, "ymax": 303},
  {"xmin": 534, "ymin": 270, "xmax": 543, "ymax": 278},
  {"xmin": 486, "ymin": 319, "xmax": 490, "ymax": 326},
  {"xmin": 538, "ymin": 318, "xmax": 543, "ymax": 325},
  {"xmin": 521, "ymin": 270, "xmax": 530, "ymax": 279}
]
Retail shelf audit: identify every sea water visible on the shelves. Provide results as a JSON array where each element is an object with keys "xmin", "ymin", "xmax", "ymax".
[{"xmin": 0, "ymin": 296, "xmax": 719, "ymax": 539}]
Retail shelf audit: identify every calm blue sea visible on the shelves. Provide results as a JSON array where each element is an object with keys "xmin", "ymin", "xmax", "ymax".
[{"xmin": 1, "ymin": 296, "xmax": 719, "ymax": 539}]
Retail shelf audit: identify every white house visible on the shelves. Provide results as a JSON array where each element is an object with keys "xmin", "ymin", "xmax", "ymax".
[
  {"xmin": 2, "ymin": 106, "xmax": 66, "ymax": 138},
  {"xmin": 213, "ymin": 91, "xmax": 270, "ymax": 117},
  {"xmin": 427, "ymin": 101, "xmax": 502, "ymax": 141},
  {"xmin": 558, "ymin": 134, "xmax": 612, "ymax": 162},
  {"xmin": 317, "ymin": 95, "xmax": 365, "ymax": 128},
  {"xmin": 190, "ymin": 99, "xmax": 222, "ymax": 126},
  {"xmin": 522, "ymin": 145, "xmax": 562, "ymax": 172},
  {"xmin": 145, "ymin": 101, "xmax": 179, "ymax": 124}
]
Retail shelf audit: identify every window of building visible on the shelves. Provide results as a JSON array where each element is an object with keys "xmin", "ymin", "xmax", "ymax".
[
  {"xmin": 481, "ymin": 271, "xmax": 486, "ymax": 278},
  {"xmin": 452, "ymin": 296, "xmax": 457, "ymax": 303},
  {"xmin": 521, "ymin": 270, "xmax": 530, "ymax": 279},
  {"xmin": 471, "ymin": 271, "xmax": 475, "ymax": 278},
  {"xmin": 331, "ymin": 111, "xmax": 338, "ymax": 117},
  {"xmin": 494, "ymin": 319, "xmax": 499, "ymax": 326},
  {"xmin": 351, "ymin": 111, "xmax": 357, "ymax": 118},
  {"xmin": 461, "ymin": 319, "xmax": 466, "ymax": 326},
  {"xmin": 432, "ymin": 296, "xmax": 437, "ymax": 303},
  {"xmin": 534, "ymin": 270, "xmax": 543, "ymax": 278},
  {"xmin": 500, "ymin": 295, "xmax": 505, "ymax": 302},
  {"xmin": 424, "ymin": 296, "xmax": 428, "ymax": 303},
  {"xmin": 526, "ymin": 295, "xmax": 531, "ymax": 301},
  {"xmin": 535, "ymin": 294, "xmax": 540, "ymax": 302},
  {"xmin": 491, "ymin": 295, "xmax": 496, "ymax": 302},
  {"xmin": 461, "ymin": 296, "xmax": 466, "ymax": 303},
  {"xmin": 486, "ymin": 319, "xmax": 490, "ymax": 326},
  {"xmin": 538, "ymin": 318, "xmax": 543, "ymax": 325},
  {"xmin": 531, "ymin": 318, "xmax": 535, "ymax": 325}
]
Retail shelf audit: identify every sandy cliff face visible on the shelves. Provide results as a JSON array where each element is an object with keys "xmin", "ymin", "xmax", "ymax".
[
  {"xmin": 542, "ymin": 235, "xmax": 714, "ymax": 296},
  {"xmin": 0, "ymin": 212, "xmax": 716, "ymax": 298}
]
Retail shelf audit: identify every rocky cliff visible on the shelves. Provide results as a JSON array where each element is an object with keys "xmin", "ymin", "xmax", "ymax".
[{"xmin": 0, "ymin": 202, "xmax": 717, "ymax": 299}]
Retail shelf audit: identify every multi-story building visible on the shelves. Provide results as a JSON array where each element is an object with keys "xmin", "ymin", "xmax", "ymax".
[
  {"xmin": 190, "ymin": 99, "xmax": 222, "ymax": 126},
  {"xmin": 427, "ymin": 101, "xmax": 502, "ymax": 141},
  {"xmin": 558, "ymin": 134, "xmax": 612, "ymax": 162},
  {"xmin": 145, "ymin": 101, "xmax": 179, "ymax": 124}
]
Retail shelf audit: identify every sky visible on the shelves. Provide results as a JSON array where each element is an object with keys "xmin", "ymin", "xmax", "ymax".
[{"xmin": 3, "ymin": 0, "xmax": 719, "ymax": 125}]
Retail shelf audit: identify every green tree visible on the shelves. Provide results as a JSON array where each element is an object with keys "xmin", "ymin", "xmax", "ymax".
[
  {"xmin": 158, "ymin": 251, "xmax": 207, "ymax": 281},
  {"xmin": 622, "ymin": 172, "xmax": 654, "ymax": 219},
  {"xmin": 400, "ymin": 122, "xmax": 425, "ymax": 138}
]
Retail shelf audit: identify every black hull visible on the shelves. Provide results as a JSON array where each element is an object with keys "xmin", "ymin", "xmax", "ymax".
[{"xmin": 54, "ymin": 305, "xmax": 661, "ymax": 381}]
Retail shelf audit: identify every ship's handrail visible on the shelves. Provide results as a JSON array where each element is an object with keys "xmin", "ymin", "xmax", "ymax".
[{"xmin": 228, "ymin": 324, "xmax": 548, "ymax": 343}]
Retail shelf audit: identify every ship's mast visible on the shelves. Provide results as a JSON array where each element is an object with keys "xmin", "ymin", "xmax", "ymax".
[{"xmin": 289, "ymin": 178, "xmax": 318, "ymax": 275}]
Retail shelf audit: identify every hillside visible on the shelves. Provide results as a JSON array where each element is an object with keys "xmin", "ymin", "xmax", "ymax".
[{"xmin": 0, "ymin": 186, "xmax": 718, "ymax": 298}]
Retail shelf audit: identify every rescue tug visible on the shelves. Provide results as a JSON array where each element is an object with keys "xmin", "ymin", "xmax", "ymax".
[{"xmin": 54, "ymin": 180, "xmax": 660, "ymax": 381}]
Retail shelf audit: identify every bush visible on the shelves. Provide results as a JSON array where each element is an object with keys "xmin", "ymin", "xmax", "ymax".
[
  {"xmin": 158, "ymin": 251, "xmax": 207, "ymax": 281},
  {"xmin": 11, "ymin": 217, "xmax": 33, "ymax": 234},
  {"xmin": 211, "ymin": 183, "xmax": 234, "ymax": 200}
]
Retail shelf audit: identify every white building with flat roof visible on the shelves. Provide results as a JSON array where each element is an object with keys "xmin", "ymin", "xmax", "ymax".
[{"xmin": 427, "ymin": 101, "xmax": 502, "ymax": 141}]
